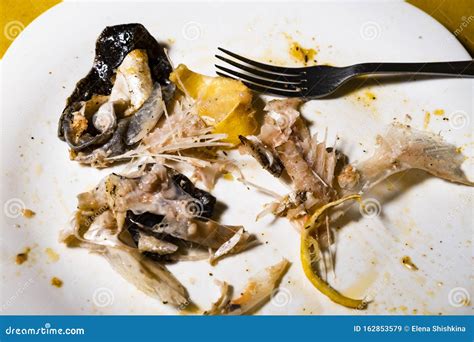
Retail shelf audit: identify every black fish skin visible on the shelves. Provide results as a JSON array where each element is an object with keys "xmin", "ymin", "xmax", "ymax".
[
  {"xmin": 61, "ymin": 101, "xmax": 117, "ymax": 151},
  {"xmin": 58, "ymin": 23, "xmax": 172, "ymax": 141},
  {"xmin": 125, "ymin": 210, "xmax": 165, "ymax": 244},
  {"xmin": 124, "ymin": 167, "xmax": 216, "ymax": 259},
  {"xmin": 170, "ymin": 171, "xmax": 216, "ymax": 219},
  {"xmin": 125, "ymin": 84, "xmax": 163, "ymax": 146},
  {"xmin": 124, "ymin": 210, "xmax": 171, "ymax": 262}
]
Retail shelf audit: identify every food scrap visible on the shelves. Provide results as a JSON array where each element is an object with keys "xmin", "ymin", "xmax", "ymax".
[
  {"xmin": 51, "ymin": 277, "xmax": 63, "ymax": 288},
  {"xmin": 240, "ymin": 98, "xmax": 472, "ymax": 308},
  {"xmin": 21, "ymin": 209, "xmax": 36, "ymax": 218},
  {"xmin": 170, "ymin": 64, "xmax": 258, "ymax": 145},
  {"xmin": 61, "ymin": 163, "xmax": 255, "ymax": 308},
  {"xmin": 45, "ymin": 248, "xmax": 60, "ymax": 263},
  {"xmin": 54, "ymin": 23, "xmax": 473, "ymax": 314},
  {"xmin": 15, "ymin": 247, "xmax": 31, "ymax": 265},
  {"xmin": 289, "ymin": 41, "xmax": 317, "ymax": 65},
  {"xmin": 423, "ymin": 111, "xmax": 431, "ymax": 129},
  {"xmin": 58, "ymin": 24, "xmax": 173, "ymax": 167},
  {"xmin": 401, "ymin": 256, "xmax": 419, "ymax": 271},
  {"xmin": 204, "ymin": 259, "xmax": 289, "ymax": 315},
  {"xmin": 365, "ymin": 91, "xmax": 377, "ymax": 100}
]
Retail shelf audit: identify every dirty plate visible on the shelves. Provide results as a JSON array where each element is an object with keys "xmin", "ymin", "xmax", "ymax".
[{"xmin": 1, "ymin": 1, "xmax": 472, "ymax": 315}]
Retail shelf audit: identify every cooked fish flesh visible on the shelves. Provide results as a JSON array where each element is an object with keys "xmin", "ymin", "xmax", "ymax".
[
  {"xmin": 102, "ymin": 247, "xmax": 189, "ymax": 307},
  {"xmin": 61, "ymin": 163, "xmax": 254, "ymax": 307},
  {"xmin": 125, "ymin": 84, "xmax": 165, "ymax": 145},
  {"xmin": 241, "ymin": 99, "xmax": 337, "ymax": 215},
  {"xmin": 356, "ymin": 123, "xmax": 474, "ymax": 189},
  {"xmin": 239, "ymin": 135, "xmax": 283, "ymax": 177},
  {"xmin": 250, "ymin": 99, "xmax": 473, "ymax": 310},
  {"xmin": 204, "ymin": 259, "xmax": 290, "ymax": 315}
]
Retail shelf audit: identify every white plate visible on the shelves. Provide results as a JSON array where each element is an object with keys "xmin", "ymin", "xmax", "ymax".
[{"xmin": 1, "ymin": 0, "xmax": 472, "ymax": 315}]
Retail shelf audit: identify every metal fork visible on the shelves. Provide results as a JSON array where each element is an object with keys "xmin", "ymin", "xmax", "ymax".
[{"xmin": 215, "ymin": 47, "xmax": 474, "ymax": 98}]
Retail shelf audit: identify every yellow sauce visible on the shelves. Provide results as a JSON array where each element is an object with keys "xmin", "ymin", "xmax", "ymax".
[
  {"xmin": 15, "ymin": 247, "xmax": 31, "ymax": 265},
  {"xmin": 423, "ymin": 111, "xmax": 431, "ymax": 129},
  {"xmin": 45, "ymin": 248, "xmax": 60, "ymax": 263},
  {"xmin": 51, "ymin": 277, "xmax": 63, "ymax": 288},
  {"xmin": 223, "ymin": 173, "xmax": 234, "ymax": 181},
  {"xmin": 365, "ymin": 91, "xmax": 377, "ymax": 100},
  {"xmin": 179, "ymin": 303, "xmax": 201, "ymax": 315},
  {"xmin": 289, "ymin": 42, "xmax": 317, "ymax": 65},
  {"xmin": 21, "ymin": 208, "xmax": 35, "ymax": 218},
  {"xmin": 343, "ymin": 268, "xmax": 379, "ymax": 298},
  {"xmin": 401, "ymin": 256, "xmax": 419, "ymax": 271}
]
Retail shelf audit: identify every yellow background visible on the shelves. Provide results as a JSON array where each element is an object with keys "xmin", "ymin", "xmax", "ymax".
[
  {"xmin": 408, "ymin": 0, "xmax": 473, "ymax": 55},
  {"xmin": 1, "ymin": 0, "xmax": 61, "ymax": 58}
]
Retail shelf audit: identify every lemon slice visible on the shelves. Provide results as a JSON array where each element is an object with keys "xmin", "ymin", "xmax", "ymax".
[
  {"xmin": 301, "ymin": 194, "xmax": 368, "ymax": 309},
  {"xmin": 170, "ymin": 64, "xmax": 258, "ymax": 145}
]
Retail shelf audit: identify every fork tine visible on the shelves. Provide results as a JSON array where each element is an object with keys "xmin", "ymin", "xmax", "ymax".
[
  {"xmin": 215, "ymin": 65, "xmax": 302, "ymax": 91},
  {"xmin": 216, "ymin": 71, "xmax": 303, "ymax": 97},
  {"xmin": 215, "ymin": 55, "xmax": 303, "ymax": 83},
  {"xmin": 218, "ymin": 47, "xmax": 305, "ymax": 76}
]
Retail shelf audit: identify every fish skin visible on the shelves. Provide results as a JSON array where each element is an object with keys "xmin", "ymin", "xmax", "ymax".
[{"xmin": 59, "ymin": 23, "xmax": 172, "ymax": 140}]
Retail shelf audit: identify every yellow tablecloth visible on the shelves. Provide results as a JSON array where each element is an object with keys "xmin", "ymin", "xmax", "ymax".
[
  {"xmin": 0, "ymin": 0, "xmax": 61, "ymax": 58},
  {"xmin": 408, "ymin": 0, "xmax": 473, "ymax": 56}
]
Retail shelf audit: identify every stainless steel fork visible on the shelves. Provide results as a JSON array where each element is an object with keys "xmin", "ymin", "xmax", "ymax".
[{"xmin": 215, "ymin": 47, "xmax": 474, "ymax": 98}]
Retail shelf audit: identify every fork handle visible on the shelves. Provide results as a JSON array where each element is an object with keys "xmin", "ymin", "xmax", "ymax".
[{"xmin": 354, "ymin": 61, "xmax": 474, "ymax": 77}]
